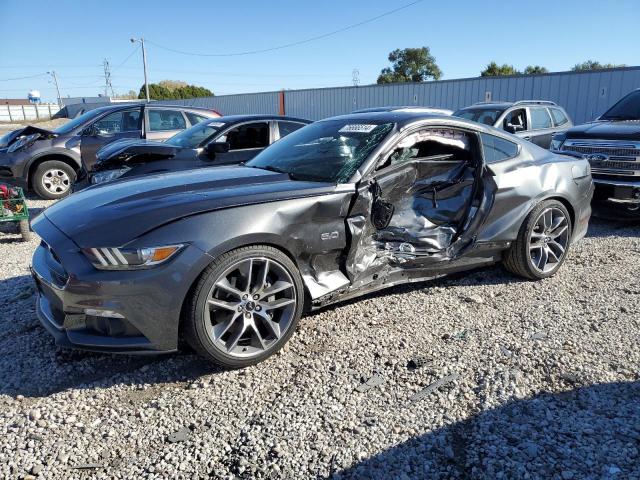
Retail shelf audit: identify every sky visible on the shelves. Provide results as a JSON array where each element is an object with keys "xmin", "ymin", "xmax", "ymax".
[{"xmin": 0, "ymin": 0, "xmax": 638, "ymax": 103}]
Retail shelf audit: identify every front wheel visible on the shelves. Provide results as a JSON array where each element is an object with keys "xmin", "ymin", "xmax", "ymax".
[
  {"xmin": 183, "ymin": 245, "xmax": 304, "ymax": 368},
  {"xmin": 503, "ymin": 200, "xmax": 572, "ymax": 280},
  {"xmin": 32, "ymin": 160, "xmax": 76, "ymax": 200}
]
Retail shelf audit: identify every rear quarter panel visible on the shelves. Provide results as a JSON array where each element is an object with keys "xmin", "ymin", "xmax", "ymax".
[{"xmin": 479, "ymin": 147, "xmax": 592, "ymax": 244}]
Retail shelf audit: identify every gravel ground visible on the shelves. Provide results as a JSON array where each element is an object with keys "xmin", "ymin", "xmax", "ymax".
[{"xmin": 0, "ymin": 199, "xmax": 639, "ymax": 479}]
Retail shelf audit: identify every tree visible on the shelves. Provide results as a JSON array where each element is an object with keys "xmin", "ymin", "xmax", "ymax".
[
  {"xmin": 524, "ymin": 65, "xmax": 548, "ymax": 75},
  {"xmin": 158, "ymin": 80, "xmax": 188, "ymax": 92},
  {"xmin": 480, "ymin": 62, "xmax": 521, "ymax": 77},
  {"xmin": 138, "ymin": 83, "xmax": 213, "ymax": 100},
  {"xmin": 572, "ymin": 60, "xmax": 626, "ymax": 71},
  {"xmin": 377, "ymin": 47, "xmax": 442, "ymax": 84}
]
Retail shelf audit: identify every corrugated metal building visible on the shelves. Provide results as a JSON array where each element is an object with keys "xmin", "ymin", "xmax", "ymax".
[{"xmin": 146, "ymin": 66, "xmax": 640, "ymax": 124}]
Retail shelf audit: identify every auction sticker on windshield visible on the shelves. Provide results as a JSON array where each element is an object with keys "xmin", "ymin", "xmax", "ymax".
[{"xmin": 338, "ymin": 124, "xmax": 378, "ymax": 133}]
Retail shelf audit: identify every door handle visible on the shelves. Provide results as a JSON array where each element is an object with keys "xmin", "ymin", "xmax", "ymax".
[{"xmin": 523, "ymin": 136, "xmax": 531, "ymax": 140}]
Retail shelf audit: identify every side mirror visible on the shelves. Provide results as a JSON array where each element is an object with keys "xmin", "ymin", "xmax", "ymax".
[{"xmin": 205, "ymin": 141, "xmax": 230, "ymax": 158}]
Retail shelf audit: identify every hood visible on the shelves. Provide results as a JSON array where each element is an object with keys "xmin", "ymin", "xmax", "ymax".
[
  {"xmin": 0, "ymin": 125, "xmax": 58, "ymax": 148},
  {"xmin": 564, "ymin": 120, "xmax": 640, "ymax": 141},
  {"xmin": 39, "ymin": 165, "xmax": 335, "ymax": 247},
  {"xmin": 95, "ymin": 138, "xmax": 181, "ymax": 170}
]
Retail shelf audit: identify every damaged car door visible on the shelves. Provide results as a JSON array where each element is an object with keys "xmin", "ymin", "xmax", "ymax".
[{"xmin": 345, "ymin": 126, "xmax": 488, "ymax": 287}]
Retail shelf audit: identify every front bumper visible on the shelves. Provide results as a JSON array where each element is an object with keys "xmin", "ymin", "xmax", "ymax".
[
  {"xmin": 30, "ymin": 214, "xmax": 210, "ymax": 354},
  {"xmin": 592, "ymin": 177, "xmax": 640, "ymax": 213}
]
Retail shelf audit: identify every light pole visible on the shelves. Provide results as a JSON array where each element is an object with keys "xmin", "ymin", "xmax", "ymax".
[
  {"xmin": 47, "ymin": 71, "xmax": 62, "ymax": 106},
  {"xmin": 131, "ymin": 37, "xmax": 150, "ymax": 102}
]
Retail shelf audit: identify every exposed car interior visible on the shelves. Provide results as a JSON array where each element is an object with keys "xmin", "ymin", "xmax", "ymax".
[{"xmin": 503, "ymin": 109, "xmax": 527, "ymax": 131}]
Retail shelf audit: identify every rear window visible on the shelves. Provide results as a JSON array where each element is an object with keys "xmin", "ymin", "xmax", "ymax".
[
  {"xmin": 481, "ymin": 133, "xmax": 519, "ymax": 163},
  {"xmin": 549, "ymin": 108, "xmax": 569, "ymax": 127}
]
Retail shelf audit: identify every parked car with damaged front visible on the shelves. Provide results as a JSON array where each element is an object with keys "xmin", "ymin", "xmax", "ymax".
[
  {"xmin": 77, "ymin": 115, "xmax": 310, "ymax": 188},
  {"xmin": 0, "ymin": 104, "xmax": 219, "ymax": 199},
  {"xmin": 31, "ymin": 111, "xmax": 593, "ymax": 368}
]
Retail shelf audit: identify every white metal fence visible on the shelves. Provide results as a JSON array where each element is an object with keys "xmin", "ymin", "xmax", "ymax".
[{"xmin": 0, "ymin": 104, "xmax": 61, "ymax": 122}]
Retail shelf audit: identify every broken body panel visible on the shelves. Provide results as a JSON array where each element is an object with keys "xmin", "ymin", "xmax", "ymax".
[{"xmin": 32, "ymin": 112, "xmax": 593, "ymax": 352}]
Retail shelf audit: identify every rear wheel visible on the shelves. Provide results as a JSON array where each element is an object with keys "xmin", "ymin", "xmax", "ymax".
[
  {"xmin": 183, "ymin": 245, "xmax": 304, "ymax": 368},
  {"xmin": 32, "ymin": 160, "xmax": 76, "ymax": 200},
  {"xmin": 503, "ymin": 200, "xmax": 572, "ymax": 280}
]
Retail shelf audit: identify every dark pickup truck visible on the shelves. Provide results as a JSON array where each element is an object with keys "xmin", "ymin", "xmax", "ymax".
[{"xmin": 551, "ymin": 89, "xmax": 640, "ymax": 217}]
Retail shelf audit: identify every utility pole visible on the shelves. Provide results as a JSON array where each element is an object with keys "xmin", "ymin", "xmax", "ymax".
[
  {"xmin": 47, "ymin": 71, "xmax": 62, "ymax": 106},
  {"xmin": 130, "ymin": 37, "xmax": 150, "ymax": 102},
  {"xmin": 103, "ymin": 59, "xmax": 114, "ymax": 98}
]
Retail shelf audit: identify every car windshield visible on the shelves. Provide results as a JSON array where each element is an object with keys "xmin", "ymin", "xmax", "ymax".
[
  {"xmin": 53, "ymin": 109, "xmax": 109, "ymax": 134},
  {"xmin": 166, "ymin": 120, "xmax": 226, "ymax": 148},
  {"xmin": 600, "ymin": 90, "xmax": 640, "ymax": 120},
  {"xmin": 245, "ymin": 120, "xmax": 394, "ymax": 183},
  {"xmin": 453, "ymin": 108, "xmax": 504, "ymax": 126}
]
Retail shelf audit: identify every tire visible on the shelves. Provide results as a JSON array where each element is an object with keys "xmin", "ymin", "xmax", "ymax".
[
  {"xmin": 18, "ymin": 220, "xmax": 32, "ymax": 242},
  {"xmin": 503, "ymin": 200, "xmax": 572, "ymax": 280},
  {"xmin": 183, "ymin": 245, "xmax": 305, "ymax": 368},
  {"xmin": 32, "ymin": 160, "xmax": 76, "ymax": 200}
]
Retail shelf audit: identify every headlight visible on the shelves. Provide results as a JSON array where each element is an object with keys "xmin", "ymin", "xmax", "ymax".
[
  {"xmin": 7, "ymin": 134, "xmax": 39, "ymax": 153},
  {"xmin": 91, "ymin": 167, "xmax": 131, "ymax": 185},
  {"xmin": 549, "ymin": 134, "xmax": 566, "ymax": 152},
  {"xmin": 82, "ymin": 244, "xmax": 184, "ymax": 270}
]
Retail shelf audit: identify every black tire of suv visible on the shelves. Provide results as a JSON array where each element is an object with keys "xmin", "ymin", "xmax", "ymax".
[
  {"xmin": 503, "ymin": 200, "xmax": 573, "ymax": 280},
  {"xmin": 183, "ymin": 245, "xmax": 305, "ymax": 369},
  {"xmin": 32, "ymin": 160, "xmax": 76, "ymax": 200}
]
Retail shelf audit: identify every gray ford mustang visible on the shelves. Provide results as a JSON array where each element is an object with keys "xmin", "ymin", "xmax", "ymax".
[{"xmin": 31, "ymin": 111, "xmax": 593, "ymax": 368}]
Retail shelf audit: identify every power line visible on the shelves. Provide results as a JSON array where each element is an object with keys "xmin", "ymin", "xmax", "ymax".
[
  {"xmin": 146, "ymin": 0, "xmax": 424, "ymax": 57},
  {"xmin": 0, "ymin": 72, "xmax": 48, "ymax": 82}
]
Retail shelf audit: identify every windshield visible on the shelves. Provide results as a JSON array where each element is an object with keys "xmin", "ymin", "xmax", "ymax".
[
  {"xmin": 453, "ymin": 108, "xmax": 504, "ymax": 126},
  {"xmin": 245, "ymin": 120, "xmax": 394, "ymax": 183},
  {"xmin": 166, "ymin": 120, "xmax": 225, "ymax": 148},
  {"xmin": 53, "ymin": 109, "xmax": 108, "ymax": 134},
  {"xmin": 600, "ymin": 90, "xmax": 640, "ymax": 120}
]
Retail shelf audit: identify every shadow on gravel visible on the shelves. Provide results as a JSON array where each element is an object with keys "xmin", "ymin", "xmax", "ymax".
[
  {"xmin": 586, "ymin": 216, "xmax": 640, "ymax": 239},
  {"xmin": 331, "ymin": 381, "xmax": 640, "ymax": 479},
  {"xmin": 0, "ymin": 274, "xmax": 219, "ymax": 399}
]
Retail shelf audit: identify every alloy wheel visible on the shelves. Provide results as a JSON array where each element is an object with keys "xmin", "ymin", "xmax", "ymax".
[
  {"xmin": 528, "ymin": 207, "xmax": 570, "ymax": 273},
  {"xmin": 42, "ymin": 168, "xmax": 71, "ymax": 195},
  {"xmin": 203, "ymin": 257, "xmax": 296, "ymax": 358}
]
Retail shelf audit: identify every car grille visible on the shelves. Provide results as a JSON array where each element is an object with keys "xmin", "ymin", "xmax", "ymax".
[{"xmin": 562, "ymin": 140, "xmax": 640, "ymax": 177}]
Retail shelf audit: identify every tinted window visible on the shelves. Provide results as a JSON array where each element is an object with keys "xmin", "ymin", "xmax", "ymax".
[
  {"xmin": 93, "ymin": 109, "xmax": 140, "ymax": 134},
  {"xmin": 481, "ymin": 133, "xmax": 519, "ymax": 163},
  {"xmin": 600, "ymin": 90, "xmax": 640, "ymax": 120},
  {"xmin": 550, "ymin": 108, "xmax": 568, "ymax": 126},
  {"xmin": 219, "ymin": 122, "xmax": 269, "ymax": 150},
  {"xmin": 186, "ymin": 112, "xmax": 209, "ymax": 126},
  {"xmin": 530, "ymin": 107, "xmax": 552, "ymax": 130},
  {"xmin": 278, "ymin": 121, "xmax": 305, "ymax": 138},
  {"xmin": 148, "ymin": 110, "xmax": 187, "ymax": 131}
]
